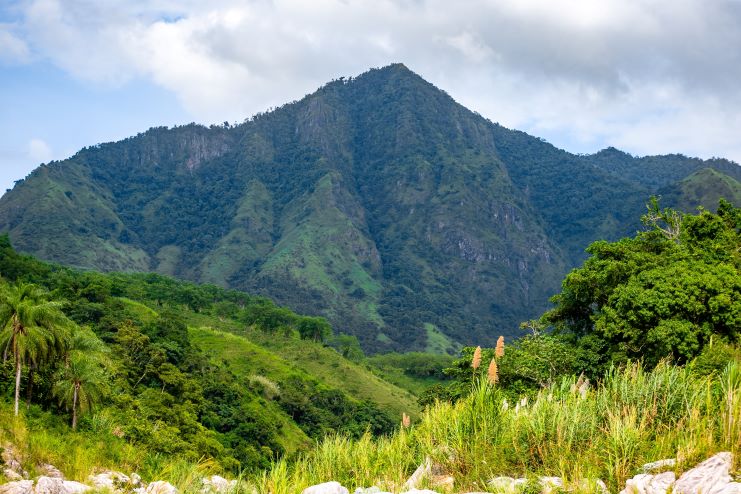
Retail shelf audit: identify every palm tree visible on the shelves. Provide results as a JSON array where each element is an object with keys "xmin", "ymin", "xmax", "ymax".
[
  {"xmin": 0, "ymin": 282, "xmax": 73, "ymax": 415},
  {"xmin": 53, "ymin": 352, "xmax": 107, "ymax": 430}
]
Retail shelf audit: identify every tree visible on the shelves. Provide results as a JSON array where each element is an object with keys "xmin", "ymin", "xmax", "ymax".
[
  {"xmin": 53, "ymin": 353, "xmax": 107, "ymax": 430},
  {"xmin": 544, "ymin": 199, "xmax": 741, "ymax": 374},
  {"xmin": 296, "ymin": 316, "xmax": 332, "ymax": 342},
  {"xmin": 0, "ymin": 282, "xmax": 73, "ymax": 415}
]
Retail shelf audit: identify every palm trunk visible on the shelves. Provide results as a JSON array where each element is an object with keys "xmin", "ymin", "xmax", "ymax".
[
  {"xmin": 14, "ymin": 355, "xmax": 21, "ymax": 416},
  {"xmin": 72, "ymin": 383, "xmax": 79, "ymax": 430},
  {"xmin": 26, "ymin": 364, "xmax": 34, "ymax": 407}
]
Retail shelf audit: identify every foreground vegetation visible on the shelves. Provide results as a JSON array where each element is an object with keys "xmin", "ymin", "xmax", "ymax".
[{"xmin": 243, "ymin": 360, "xmax": 740, "ymax": 493}]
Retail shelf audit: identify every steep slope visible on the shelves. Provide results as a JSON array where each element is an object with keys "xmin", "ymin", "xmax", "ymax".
[
  {"xmin": 1, "ymin": 64, "xmax": 739, "ymax": 351},
  {"xmin": 658, "ymin": 168, "xmax": 741, "ymax": 212}
]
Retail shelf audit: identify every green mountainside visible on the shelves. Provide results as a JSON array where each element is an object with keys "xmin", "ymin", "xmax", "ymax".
[
  {"xmin": 1, "ymin": 64, "xmax": 739, "ymax": 352},
  {"xmin": 0, "ymin": 236, "xmax": 420, "ymax": 472}
]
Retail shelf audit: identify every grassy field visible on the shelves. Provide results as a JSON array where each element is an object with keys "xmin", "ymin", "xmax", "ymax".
[{"xmin": 188, "ymin": 320, "xmax": 421, "ymax": 420}]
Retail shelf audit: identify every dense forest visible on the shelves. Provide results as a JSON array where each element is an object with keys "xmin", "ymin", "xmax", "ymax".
[
  {"xmin": 2, "ymin": 64, "xmax": 740, "ymax": 353},
  {"xmin": 0, "ymin": 234, "xmax": 418, "ymax": 474}
]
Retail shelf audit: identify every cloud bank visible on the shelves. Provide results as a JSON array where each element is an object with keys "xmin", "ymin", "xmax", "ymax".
[{"xmin": 6, "ymin": 0, "xmax": 741, "ymax": 163}]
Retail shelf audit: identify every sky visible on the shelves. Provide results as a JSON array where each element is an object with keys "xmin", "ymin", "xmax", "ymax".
[{"xmin": 2, "ymin": 0, "xmax": 741, "ymax": 194}]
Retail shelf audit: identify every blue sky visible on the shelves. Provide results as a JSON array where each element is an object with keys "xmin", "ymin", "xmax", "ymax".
[{"xmin": 2, "ymin": 0, "xmax": 741, "ymax": 195}]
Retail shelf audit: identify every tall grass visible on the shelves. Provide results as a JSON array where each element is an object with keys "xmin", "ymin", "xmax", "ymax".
[
  {"xmin": 247, "ymin": 361, "xmax": 741, "ymax": 493},
  {"xmin": 2, "ymin": 362, "xmax": 738, "ymax": 493}
]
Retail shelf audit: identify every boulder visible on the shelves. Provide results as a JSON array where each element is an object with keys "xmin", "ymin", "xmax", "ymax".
[
  {"xmin": 59, "ymin": 482, "xmax": 90, "ymax": 494},
  {"xmin": 145, "ymin": 481, "xmax": 177, "ymax": 494},
  {"xmin": 301, "ymin": 482, "xmax": 349, "ymax": 494},
  {"xmin": 34, "ymin": 477, "xmax": 66, "ymax": 494},
  {"xmin": 0, "ymin": 480, "xmax": 34, "ymax": 494},
  {"xmin": 1, "ymin": 445, "xmax": 27, "ymax": 480},
  {"xmin": 201, "ymin": 476, "xmax": 235, "ymax": 494},
  {"xmin": 487, "ymin": 476, "xmax": 526, "ymax": 492},
  {"xmin": 88, "ymin": 471, "xmax": 131, "ymax": 491},
  {"xmin": 404, "ymin": 459, "xmax": 432, "ymax": 491},
  {"xmin": 36, "ymin": 466, "xmax": 63, "ymax": 480},
  {"xmin": 673, "ymin": 452, "xmax": 740, "ymax": 494},
  {"xmin": 619, "ymin": 471, "xmax": 675, "ymax": 494},
  {"xmin": 539, "ymin": 477, "xmax": 563, "ymax": 494},
  {"xmin": 641, "ymin": 459, "xmax": 676, "ymax": 473}
]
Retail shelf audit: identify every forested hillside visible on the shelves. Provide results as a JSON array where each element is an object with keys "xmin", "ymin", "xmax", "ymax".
[
  {"xmin": 0, "ymin": 235, "xmax": 422, "ymax": 474},
  {"xmin": 1, "ymin": 64, "xmax": 739, "ymax": 352}
]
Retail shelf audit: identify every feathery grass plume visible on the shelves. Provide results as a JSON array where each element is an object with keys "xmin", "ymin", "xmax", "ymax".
[
  {"xmin": 487, "ymin": 358, "xmax": 499, "ymax": 385},
  {"xmin": 472, "ymin": 346, "xmax": 482, "ymax": 370},
  {"xmin": 402, "ymin": 412, "xmax": 411, "ymax": 428},
  {"xmin": 495, "ymin": 336, "xmax": 505, "ymax": 358}
]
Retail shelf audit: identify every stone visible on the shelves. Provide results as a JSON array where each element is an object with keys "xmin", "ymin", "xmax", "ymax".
[
  {"xmin": 130, "ymin": 473, "xmax": 143, "ymax": 487},
  {"xmin": 145, "ymin": 481, "xmax": 178, "ymax": 494},
  {"xmin": 34, "ymin": 477, "xmax": 66, "ymax": 494},
  {"xmin": 641, "ymin": 459, "xmax": 676, "ymax": 473},
  {"xmin": 404, "ymin": 458, "xmax": 432, "ymax": 491},
  {"xmin": 59, "ymin": 482, "xmax": 90, "ymax": 494},
  {"xmin": 201, "ymin": 476, "xmax": 236, "ymax": 494},
  {"xmin": 3, "ymin": 470, "xmax": 23, "ymax": 482},
  {"xmin": 0, "ymin": 480, "xmax": 34, "ymax": 494},
  {"xmin": 36, "ymin": 465, "xmax": 63, "ymax": 480},
  {"xmin": 619, "ymin": 471, "xmax": 675, "ymax": 494},
  {"xmin": 301, "ymin": 482, "xmax": 349, "ymax": 494},
  {"xmin": 487, "ymin": 476, "xmax": 526, "ymax": 492},
  {"xmin": 673, "ymin": 452, "xmax": 738, "ymax": 494},
  {"xmin": 539, "ymin": 477, "xmax": 563, "ymax": 494},
  {"xmin": 88, "ymin": 471, "xmax": 131, "ymax": 491},
  {"xmin": 400, "ymin": 490, "xmax": 439, "ymax": 494},
  {"xmin": 1, "ymin": 445, "xmax": 28, "ymax": 480},
  {"xmin": 354, "ymin": 488, "xmax": 391, "ymax": 494}
]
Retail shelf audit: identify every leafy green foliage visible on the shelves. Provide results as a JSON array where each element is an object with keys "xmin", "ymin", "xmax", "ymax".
[
  {"xmin": 545, "ymin": 200, "xmax": 741, "ymax": 374},
  {"xmin": 0, "ymin": 237, "xmax": 402, "ymax": 473}
]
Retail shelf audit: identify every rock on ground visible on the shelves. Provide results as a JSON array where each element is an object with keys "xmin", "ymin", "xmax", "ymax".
[
  {"xmin": 0, "ymin": 480, "xmax": 34, "ymax": 494},
  {"xmin": 201, "ymin": 476, "xmax": 235, "ymax": 494},
  {"xmin": 619, "ymin": 471, "xmax": 675, "ymax": 494},
  {"xmin": 673, "ymin": 452, "xmax": 741, "ymax": 494},
  {"xmin": 302, "ymin": 482, "xmax": 349, "ymax": 494},
  {"xmin": 145, "ymin": 481, "xmax": 177, "ymax": 494}
]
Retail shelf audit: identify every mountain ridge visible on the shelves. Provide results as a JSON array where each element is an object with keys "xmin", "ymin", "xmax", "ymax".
[{"xmin": 2, "ymin": 64, "xmax": 739, "ymax": 352}]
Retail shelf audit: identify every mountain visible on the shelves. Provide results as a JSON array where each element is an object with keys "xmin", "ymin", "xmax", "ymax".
[{"xmin": 1, "ymin": 64, "xmax": 739, "ymax": 352}]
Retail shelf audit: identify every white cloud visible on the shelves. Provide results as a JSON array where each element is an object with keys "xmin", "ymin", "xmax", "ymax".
[
  {"xmin": 0, "ymin": 26, "xmax": 30, "ymax": 63},
  {"xmin": 27, "ymin": 138, "xmax": 52, "ymax": 163},
  {"xmin": 9, "ymin": 0, "xmax": 741, "ymax": 163}
]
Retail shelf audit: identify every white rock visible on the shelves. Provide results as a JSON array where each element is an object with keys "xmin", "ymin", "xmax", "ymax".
[
  {"xmin": 201, "ymin": 476, "xmax": 235, "ymax": 494},
  {"xmin": 715, "ymin": 485, "xmax": 741, "ymax": 494},
  {"xmin": 3, "ymin": 470, "xmax": 23, "ymax": 482},
  {"xmin": 88, "ymin": 471, "xmax": 130, "ymax": 490},
  {"xmin": 145, "ymin": 481, "xmax": 178, "ymax": 494},
  {"xmin": 404, "ymin": 458, "xmax": 432, "ymax": 491},
  {"xmin": 619, "ymin": 471, "xmax": 675, "ymax": 494},
  {"xmin": 301, "ymin": 482, "xmax": 349, "ymax": 494},
  {"xmin": 37, "ymin": 465, "xmax": 64, "ymax": 480},
  {"xmin": 400, "ymin": 490, "xmax": 439, "ymax": 494},
  {"xmin": 539, "ymin": 477, "xmax": 564, "ymax": 494},
  {"xmin": 34, "ymin": 477, "xmax": 66, "ymax": 494},
  {"xmin": 674, "ymin": 452, "xmax": 737, "ymax": 494},
  {"xmin": 641, "ymin": 459, "xmax": 676, "ymax": 473},
  {"xmin": 487, "ymin": 476, "xmax": 526, "ymax": 492},
  {"xmin": 0, "ymin": 480, "xmax": 34, "ymax": 494},
  {"xmin": 59, "ymin": 482, "xmax": 90, "ymax": 494}
]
